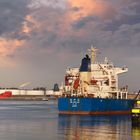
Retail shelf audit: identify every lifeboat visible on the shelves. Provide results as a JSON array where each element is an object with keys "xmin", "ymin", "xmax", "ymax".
[{"xmin": 73, "ymin": 78, "xmax": 80, "ymax": 89}]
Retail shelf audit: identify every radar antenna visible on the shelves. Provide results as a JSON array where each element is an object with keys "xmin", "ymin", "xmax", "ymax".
[{"xmin": 88, "ymin": 45, "xmax": 98, "ymax": 64}]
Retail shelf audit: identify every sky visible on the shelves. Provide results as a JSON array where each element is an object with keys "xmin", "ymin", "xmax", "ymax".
[{"xmin": 0, "ymin": 0, "xmax": 140, "ymax": 91}]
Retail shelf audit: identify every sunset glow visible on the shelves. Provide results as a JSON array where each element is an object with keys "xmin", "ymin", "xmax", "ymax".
[
  {"xmin": 0, "ymin": 38, "xmax": 24, "ymax": 56},
  {"xmin": 0, "ymin": 0, "xmax": 139, "ymax": 90},
  {"xmin": 67, "ymin": 0, "xmax": 114, "ymax": 20}
]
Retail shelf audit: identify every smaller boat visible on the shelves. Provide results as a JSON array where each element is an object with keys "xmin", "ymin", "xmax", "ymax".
[
  {"xmin": 0, "ymin": 91, "xmax": 12, "ymax": 98},
  {"xmin": 42, "ymin": 97, "xmax": 49, "ymax": 101}
]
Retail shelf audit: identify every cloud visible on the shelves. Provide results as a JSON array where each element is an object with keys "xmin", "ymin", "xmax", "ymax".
[
  {"xmin": 0, "ymin": 0, "xmax": 140, "ymax": 90},
  {"xmin": 1, "ymin": 0, "xmax": 140, "ymax": 54},
  {"xmin": 29, "ymin": 0, "xmax": 66, "ymax": 9},
  {"xmin": 17, "ymin": 0, "xmax": 140, "ymax": 63},
  {"xmin": 63, "ymin": 0, "xmax": 116, "ymax": 33},
  {"xmin": 0, "ymin": 37, "xmax": 24, "ymax": 66},
  {"xmin": 0, "ymin": 0, "xmax": 29, "ymax": 36}
]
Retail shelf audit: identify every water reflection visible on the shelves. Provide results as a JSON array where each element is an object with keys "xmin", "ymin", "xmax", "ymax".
[
  {"xmin": 0, "ymin": 101, "xmax": 139, "ymax": 140},
  {"xmin": 132, "ymin": 126, "xmax": 140, "ymax": 140},
  {"xmin": 0, "ymin": 100, "xmax": 59, "ymax": 140},
  {"xmin": 58, "ymin": 115, "xmax": 133, "ymax": 140}
]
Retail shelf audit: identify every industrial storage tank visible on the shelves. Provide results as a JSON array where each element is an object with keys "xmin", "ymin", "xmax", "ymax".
[{"xmin": 0, "ymin": 89, "xmax": 45, "ymax": 96}]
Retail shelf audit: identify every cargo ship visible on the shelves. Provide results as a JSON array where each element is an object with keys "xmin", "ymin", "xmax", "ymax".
[{"xmin": 58, "ymin": 46, "xmax": 135, "ymax": 115}]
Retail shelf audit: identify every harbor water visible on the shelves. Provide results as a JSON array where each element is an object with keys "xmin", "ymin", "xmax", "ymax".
[{"xmin": 0, "ymin": 100, "xmax": 139, "ymax": 140}]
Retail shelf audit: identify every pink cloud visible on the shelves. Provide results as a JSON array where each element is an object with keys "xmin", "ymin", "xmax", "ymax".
[{"xmin": 0, "ymin": 37, "xmax": 25, "ymax": 66}]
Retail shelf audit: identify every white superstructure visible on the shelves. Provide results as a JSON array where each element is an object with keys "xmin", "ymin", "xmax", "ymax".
[{"xmin": 64, "ymin": 47, "xmax": 128, "ymax": 99}]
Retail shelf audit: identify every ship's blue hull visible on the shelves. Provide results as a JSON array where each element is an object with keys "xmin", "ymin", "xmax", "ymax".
[{"xmin": 58, "ymin": 97, "xmax": 135, "ymax": 115}]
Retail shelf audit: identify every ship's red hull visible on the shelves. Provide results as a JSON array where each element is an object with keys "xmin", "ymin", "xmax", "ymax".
[{"xmin": 0, "ymin": 91, "xmax": 12, "ymax": 98}]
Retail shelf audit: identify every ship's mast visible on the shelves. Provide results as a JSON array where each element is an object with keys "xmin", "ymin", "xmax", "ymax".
[{"xmin": 88, "ymin": 45, "xmax": 98, "ymax": 64}]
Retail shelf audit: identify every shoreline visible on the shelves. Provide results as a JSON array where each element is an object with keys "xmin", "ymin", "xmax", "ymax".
[{"xmin": 0, "ymin": 95, "xmax": 58, "ymax": 101}]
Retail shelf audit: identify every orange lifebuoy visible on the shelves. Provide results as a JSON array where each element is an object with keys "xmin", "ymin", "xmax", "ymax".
[{"xmin": 73, "ymin": 78, "xmax": 79, "ymax": 89}]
